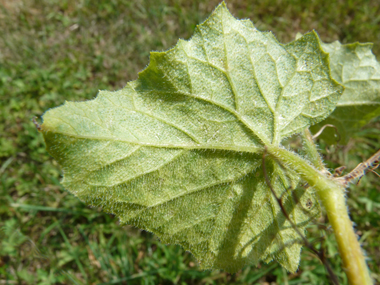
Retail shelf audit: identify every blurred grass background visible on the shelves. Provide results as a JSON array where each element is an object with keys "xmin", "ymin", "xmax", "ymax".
[{"xmin": 0, "ymin": 0, "xmax": 379, "ymax": 284}]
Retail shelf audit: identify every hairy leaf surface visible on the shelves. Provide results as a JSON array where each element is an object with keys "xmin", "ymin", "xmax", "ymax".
[
  {"xmin": 311, "ymin": 41, "xmax": 380, "ymax": 144},
  {"xmin": 40, "ymin": 3, "xmax": 342, "ymax": 272}
]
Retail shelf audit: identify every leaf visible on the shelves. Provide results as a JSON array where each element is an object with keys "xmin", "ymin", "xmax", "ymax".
[
  {"xmin": 40, "ymin": 3, "xmax": 342, "ymax": 272},
  {"xmin": 311, "ymin": 41, "xmax": 380, "ymax": 144}
]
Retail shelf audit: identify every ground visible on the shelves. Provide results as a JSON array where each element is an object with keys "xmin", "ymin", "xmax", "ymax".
[{"xmin": 0, "ymin": 1, "xmax": 379, "ymax": 284}]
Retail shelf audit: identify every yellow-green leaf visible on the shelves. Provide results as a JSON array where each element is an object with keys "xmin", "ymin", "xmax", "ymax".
[
  {"xmin": 311, "ymin": 41, "xmax": 380, "ymax": 144},
  {"xmin": 40, "ymin": 3, "xmax": 342, "ymax": 272}
]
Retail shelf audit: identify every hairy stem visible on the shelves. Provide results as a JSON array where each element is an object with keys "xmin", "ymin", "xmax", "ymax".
[
  {"xmin": 337, "ymin": 149, "xmax": 380, "ymax": 186},
  {"xmin": 301, "ymin": 128, "xmax": 325, "ymax": 171},
  {"xmin": 267, "ymin": 145, "xmax": 373, "ymax": 285}
]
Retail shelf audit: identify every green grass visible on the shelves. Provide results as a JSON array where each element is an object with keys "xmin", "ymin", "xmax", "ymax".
[{"xmin": 0, "ymin": 0, "xmax": 379, "ymax": 284}]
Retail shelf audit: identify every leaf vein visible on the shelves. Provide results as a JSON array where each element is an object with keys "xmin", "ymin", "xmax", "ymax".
[{"xmin": 88, "ymin": 150, "xmax": 187, "ymax": 188}]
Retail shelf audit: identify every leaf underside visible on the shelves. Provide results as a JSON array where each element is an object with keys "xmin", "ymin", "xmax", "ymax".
[
  {"xmin": 41, "ymin": 3, "xmax": 343, "ymax": 272},
  {"xmin": 311, "ymin": 41, "xmax": 380, "ymax": 144}
]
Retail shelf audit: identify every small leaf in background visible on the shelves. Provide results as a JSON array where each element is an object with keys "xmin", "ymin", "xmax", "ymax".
[
  {"xmin": 40, "ymin": 3, "xmax": 343, "ymax": 272},
  {"xmin": 311, "ymin": 41, "xmax": 380, "ymax": 144}
]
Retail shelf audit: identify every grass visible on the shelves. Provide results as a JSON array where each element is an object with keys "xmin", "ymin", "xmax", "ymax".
[{"xmin": 0, "ymin": 0, "xmax": 379, "ymax": 284}]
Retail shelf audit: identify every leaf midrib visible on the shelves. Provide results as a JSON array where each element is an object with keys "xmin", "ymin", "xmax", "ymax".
[
  {"xmin": 337, "ymin": 101, "xmax": 380, "ymax": 106},
  {"xmin": 43, "ymin": 129, "xmax": 262, "ymax": 153}
]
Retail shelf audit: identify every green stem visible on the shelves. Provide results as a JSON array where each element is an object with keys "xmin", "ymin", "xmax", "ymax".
[
  {"xmin": 301, "ymin": 128, "xmax": 325, "ymax": 171},
  {"xmin": 267, "ymin": 145, "xmax": 373, "ymax": 285}
]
